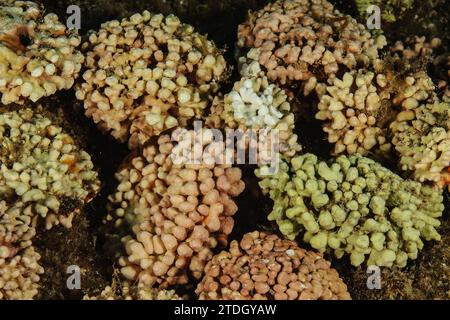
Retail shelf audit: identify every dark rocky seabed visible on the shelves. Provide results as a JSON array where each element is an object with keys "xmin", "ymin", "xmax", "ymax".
[{"xmin": 3, "ymin": 0, "xmax": 446, "ymax": 300}]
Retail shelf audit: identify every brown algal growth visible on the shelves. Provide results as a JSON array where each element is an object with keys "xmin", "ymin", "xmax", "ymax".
[
  {"xmin": 106, "ymin": 130, "xmax": 245, "ymax": 288},
  {"xmin": 237, "ymin": 0, "xmax": 385, "ymax": 95},
  {"xmin": 196, "ymin": 231, "xmax": 351, "ymax": 300},
  {"xmin": 76, "ymin": 11, "xmax": 228, "ymax": 149},
  {"xmin": 0, "ymin": 1, "xmax": 84, "ymax": 104}
]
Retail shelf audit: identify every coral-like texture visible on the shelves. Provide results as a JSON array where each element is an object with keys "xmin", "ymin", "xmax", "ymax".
[
  {"xmin": 107, "ymin": 131, "xmax": 245, "ymax": 287},
  {"xmin": 315, "ymin": 58, "xmax": 436, "ymax": 156},
  {"xmin": 391, "ymin": 101, "xmax": 450, "ymax": 185},
  {"xmin": 0, "ymin": 1, "xmax": 83, "ymax": 104},
  {"xmin": 1, "ymin": 200, "xmax": 43, "ymax": 300},
  {"xmin": 316, "ymin": 70, "xmax": 391, "ymax": 155},
  {"xmin": 76, "ymin": 11, "xmax": 228, "ymax": 149},
  {"xmin": 437, "ymin": 54, "xmax": 450, "ymax": 99},
  {"xmin": 0, "ymin": 245, "xmax": 43, "ymax": 300},
  {"xmin": 237, "ymin": 0, "xmax": 385, "ymax": 94},
  {"xmin": 256, "ymin": 153, "xmax": 444, "ymax": 267},
  {"xmin": 196, "ymin": 231, "xmax": 351, "ymax": 300},
  {"xmin": 207, "ymin": 76, "xmax": 301, "ymax": 161},
  {"xmin": 0, "ymin": 109, "xmax": 100, "ymax": 230},
  {"xmin": 337, "ymin": 216, "xmax": 450, "ymax": 299},
  {"xmin": 0, "ymin": 201, "xmax": 35, "ymax": 251},
  {"xmin": 391, "ymin": 36, "xmax": 450, "ymax": 99},
  {"xmin": 391, "ymin": 36, "xmax": 442, "ymax": 60},
  {"xmin": 84, "ymin": 282, "xmax": 182, "ymax": 300}
]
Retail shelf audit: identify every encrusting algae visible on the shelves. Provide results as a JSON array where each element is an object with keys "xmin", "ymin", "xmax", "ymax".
[
  {"xmin": 207, "ymin": 75, "xmax": 302, "ymax": 163},
  {"xmin": 0, "ymin": 108, "xmax": 99, "ymax": 300},
  {"xmin": 106, "ymin": 131, "xmax": 245, "ymax": 288},
  {"xmin": 76, "ymin": 11, "xmax": 228, "ymax": 149},
  {"xmin": 0, "ymin": 1, "xmax": 83, "ymax": 104},
  {"xmin": 237, "ymin": 0, "xmax": 386, "ymax": 96}
]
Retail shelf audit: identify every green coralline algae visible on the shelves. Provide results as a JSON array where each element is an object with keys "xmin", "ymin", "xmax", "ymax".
[
  {"xmin": 355, "ymin": 0, "xmax": 414, "ymax": 23},
  {"xmin": 256, "ymin": 153, "xmax": 445, "ymax": 268}
]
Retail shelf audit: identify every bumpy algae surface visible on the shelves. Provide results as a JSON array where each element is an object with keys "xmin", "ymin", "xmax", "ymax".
[
  {"xmin": 3, "ymin": 0, "xmax": 447, "ymax": 300},
  {"xmin": 335, "ymin": 206, "xmax": 449, "ymax": 299}
]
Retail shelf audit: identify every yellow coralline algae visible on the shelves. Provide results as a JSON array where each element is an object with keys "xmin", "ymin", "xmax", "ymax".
[
  {"xmin": 106, "ymin": 132, "xmax": 245, "ymax": 287},
  {"xmin": 84, "ymin": 282, "xmax": 182, "ymax": 300}
]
